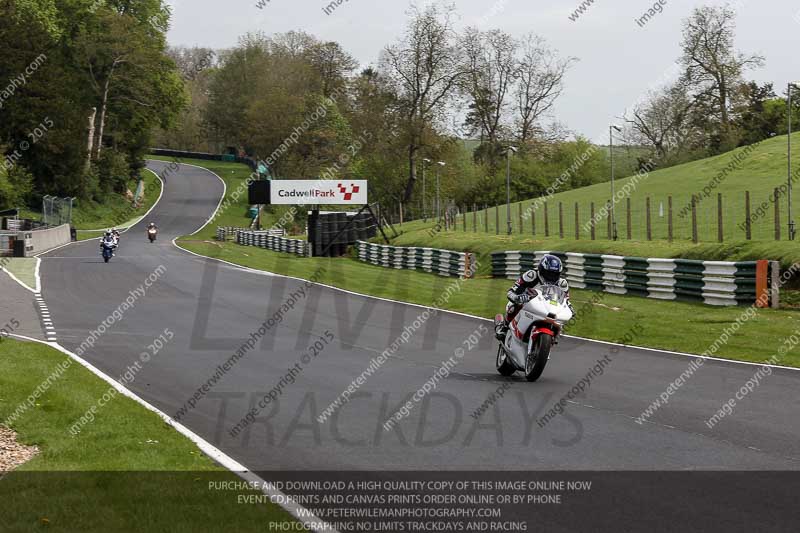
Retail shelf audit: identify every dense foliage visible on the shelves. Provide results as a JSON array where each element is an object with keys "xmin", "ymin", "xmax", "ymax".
[{"xmin": 0, "ymin": 0, "xmax": 184, "ymax": 210}]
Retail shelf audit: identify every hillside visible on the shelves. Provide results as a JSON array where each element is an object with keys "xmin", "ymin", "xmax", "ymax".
[{"xmin": 404, "ymin": 132, "xmax": 800, "ymax": 244}]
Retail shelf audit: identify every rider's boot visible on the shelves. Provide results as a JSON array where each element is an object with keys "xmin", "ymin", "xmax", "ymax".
[{"xmin": 495, "ymin": 319, "xmax": 509, "ymax": 341}]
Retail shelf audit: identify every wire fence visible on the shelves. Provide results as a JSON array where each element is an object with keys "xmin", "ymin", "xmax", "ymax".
[{"xmin": 401, "ymin": 188, "xmax": 793, "ymax": 243}]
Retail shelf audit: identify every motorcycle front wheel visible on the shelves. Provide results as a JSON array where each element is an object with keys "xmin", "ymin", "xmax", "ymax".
[
  {"xmin": 525, "ymin": 334, "xmax": 552, "ymax": 382},
  {"xmin": 496, "ymin": 344, "xmax": 516, "ymax": 376},
  {"xmin": 103, "ymin": 255, "xmax": 110, "ymax": 263}
]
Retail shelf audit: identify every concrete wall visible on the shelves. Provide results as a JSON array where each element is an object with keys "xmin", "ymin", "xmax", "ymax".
[{"xmin": 18, "ymin": 223, "xmax": 71, "ymax": 257}]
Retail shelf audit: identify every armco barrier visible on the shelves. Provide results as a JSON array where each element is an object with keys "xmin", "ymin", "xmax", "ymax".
[
  {"xmin": 491, "ymin": 251, "xmax": 778, "ymax": 307},
  {"xmin": 356, "ymin": 241, "xmax": 475, "ymax": 278},
  {"xmin": 236, "ymin": 230, "xmax": 310, "ymax": 257},
  {"xmin": 150, "ymin": 149, "xmax": 259, "ymax": 171}
]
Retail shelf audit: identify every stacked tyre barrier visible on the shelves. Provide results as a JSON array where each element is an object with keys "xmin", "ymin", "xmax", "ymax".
[
  {"xmin": 217, "ymin": 227, "xmax": 286, "ymax": 241},
  {"xmin": 216, "ymin": 227, "xmax": 247, "ymax": 241},
  {"xmin": 356, "ymin": 241, "xmax": 475, "ymax": 278},
  {"xmin": 491, "ymin": 251, "xmax": 777, "ymax": 307},
  {"xmin": 236, "ymin": 230, "xmax": 311, "ymax": 257},
  {"xmin": 309, "ymin": 212, "xmax": 376, "ymax": 257}
]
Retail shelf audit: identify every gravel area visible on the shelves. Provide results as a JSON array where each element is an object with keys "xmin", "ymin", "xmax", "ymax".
[{"xmin": 0, "ymin": 425, "xmax": 38, "ymax": 472}]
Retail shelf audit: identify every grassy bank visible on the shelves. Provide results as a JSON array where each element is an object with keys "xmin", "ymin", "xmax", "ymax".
[
  {"xmin": 19, "ymin": 170, "xmax": 163, "ymax": 236},
  {"xmin": 390, "ymin": 224, "xmax": 800, "ymax": 273},
  {"xmin": 146, "ymin": 155, "xmax": 302, "ymax": 239},
  {"xmin": 161, "ymin": 155, "xmax": 799, "ymax": 366},
  {"xmin": 177, "ymin": 239, "xmax": 800, "ymax": 368},
  {"xmin": 72, "ymin": 169, "xmax": 164, "ymax": 242},
  {"xmin": 0, "ymin": 338, "xmax": 299, "ymax": 532},
  {"xmin": 424, "ymin": 133, "xmax": 800, "ymax": 243}
]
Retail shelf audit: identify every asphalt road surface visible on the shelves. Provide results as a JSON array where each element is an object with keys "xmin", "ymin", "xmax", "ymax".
[{"xmin": 37, "ymin": 160, "xmax": 800, "ymax": 473}]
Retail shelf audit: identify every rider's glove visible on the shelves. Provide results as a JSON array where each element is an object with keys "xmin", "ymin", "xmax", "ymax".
[{"xmin": 515, "ymin": 293, "xmax": 532, "ymax": 304}]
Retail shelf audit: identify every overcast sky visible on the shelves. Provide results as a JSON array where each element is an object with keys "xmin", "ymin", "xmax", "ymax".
[{"xmin": 164, "ymin": 0, "xmax": 800, "ymax": 143}]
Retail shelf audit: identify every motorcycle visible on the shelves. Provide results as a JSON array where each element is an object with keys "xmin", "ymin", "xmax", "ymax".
[
  {"xmin": 148, "ymin": 228, "xmax": 158, "ymax": 243},
  {"xmin": 101, "ymin": 241, "xmax": 115, "ymax": 263},
  {"xmin": 493, "ymin": 283, "xmax": 573, "ymax": 382}
]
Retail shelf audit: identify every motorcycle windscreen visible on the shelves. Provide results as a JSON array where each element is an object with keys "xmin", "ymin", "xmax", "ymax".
[{"xmin": 538, "ymin": 283, "xmax": 568, "ymax": 305}]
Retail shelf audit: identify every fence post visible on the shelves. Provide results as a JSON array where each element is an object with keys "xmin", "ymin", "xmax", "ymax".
[
  {"xmin": 574, "ymin": 203, "xmax": 579, "ymax": 240},
  {"xmin": 495, "ymin": 205, "xmax": 499, "ymax": 235},
  {"xmin": 668, "ymin": 196, "xmax": 673, "ymax": 242},
  {"xmin": 399, "ymin": 202, "xmax": 404, "ymax": 226},
  {"xmin": 626, "ymin": 197, "xmax": 632, "ymax": 240},
  {"xmin": 518, "ymin": 203, "xmax": 523, "ymax": 234},
  {"xmin": 691, "ymin": 196, "xmax": 698, "ymax": 243},
  {"xmin": 717, "ymin": 193, "xmax": 723, "ymax": 243},
  {"xmin": 532, "ymin": 203, "xmax": 536, "ymax": 235},
  {"xmin": 473, "ymin": 204, "xmax": 477, "ymax": 233},
  {"xmin": 607, "ymin": 201, "xmax": 612, "ymax": 239},
  {"xmin": 544, "ymin": 202, "xmax": 550, "ymax": 237},
  {"xmin": 774, "ymin": 188, "xmax": 781, "ymax": 241},
  {"xmin": 646, "ymin": 197, "xmax": 652, "ymax": 241},
  {"xmin": 559, "ymin": 202, "xmax": 564, "ymax": 238},
  {"xmin": 745, "ymin": 191, "xmax": 752, "ymax": 240},
  {"xmin": 463, "ymin": 208, "xmax": 467, "ymax": 232},
  {"xmin": 590, "ymin": 202, "xmax": 596, "ymax": 241},
  {"xmin": 485, "ymin": 205, "xmax": 489, "ymax": 233}
]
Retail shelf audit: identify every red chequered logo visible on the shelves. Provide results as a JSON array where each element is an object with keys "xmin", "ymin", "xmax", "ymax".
[{"xmin": 338, "ymin": 183, "xmax": 360, "ymax": 201}]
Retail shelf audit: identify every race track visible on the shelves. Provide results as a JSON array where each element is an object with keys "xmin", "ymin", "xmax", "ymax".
[{"xmin": 38, "ymin": 160, "xmax": 800, "ymax": 475}]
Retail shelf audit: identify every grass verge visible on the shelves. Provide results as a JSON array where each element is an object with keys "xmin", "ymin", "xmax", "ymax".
[
  {"xmin": 0, "ymin": 258, "xmax": 37, "ymax": 291},
  {"xmin": 161, "ymin": 155, "xmax": 799, "ymax": 367},
  {"xmin": 146, "ymin": 155, "xmax": 304, "ymax": 239},
  {"xmin": 177, "ymin": 239, "xmax": 800, "ymax": 368},
  {"xmin": 390, "ymin": 224, "xmax": 800, "ymax": 273},
  {"xmin": 0, "ymin": 338, "xmax": 300, "ymax": 532}
]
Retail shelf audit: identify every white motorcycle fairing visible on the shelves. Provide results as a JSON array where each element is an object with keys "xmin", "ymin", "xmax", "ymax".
[{"xmin": 494, "ymin": 284, "xmax": 573, "ymax": 382}]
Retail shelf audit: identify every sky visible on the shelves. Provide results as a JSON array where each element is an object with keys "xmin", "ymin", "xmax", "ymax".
[{"xmin": 164, "ymin": 0, "xmax": 800, "ymax": 143}]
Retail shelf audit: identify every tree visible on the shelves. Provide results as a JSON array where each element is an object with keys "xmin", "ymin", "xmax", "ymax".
[
  {"xmin": 308, "ymin": 41, "xmax": 358, "ymax": 98},
  {"xmin": 459, "ymin": 28, "xmax": 517, "ymax": 170},
  {"xmin": 380, "ymin": 3, "xmax": 465, "ymax": 203},
  {"xmin": 679, "ymin": 5, "xmax": 764, "ymax": 149},
  {"xmin": 75, "ymin": 6, "xmax": 183, "ymax": 184},
  {"xmin": 515, "ymin": 35, "xmax": 574, "ymax": 144},
  {"xmin": 624, "ymin": 81, "xmax": 699, "ymax": 159}
]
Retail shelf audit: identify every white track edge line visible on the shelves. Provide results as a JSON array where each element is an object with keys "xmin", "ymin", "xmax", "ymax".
[
  {"xmin": 3, "ymin": 332, "xmax": 338, "ymax": 533},
  {"xmin": 143, "ymin": 159, "xmax": 227, "ymax": 237},
  {"xmin": 34, "ymin": 170, "xmax": 166, "ymax": 258},
  {"xmin": 1, "ymin": 264, "xmax": 37, "ymax": 293},
  {"xmin": 168, "ymin": 163, "xmax": 799, "ymax": 374}
]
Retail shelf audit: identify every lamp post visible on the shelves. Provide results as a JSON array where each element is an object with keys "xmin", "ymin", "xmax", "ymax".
[
  {"xmin": 422, "ymin": 158, "xmax": 431, "ymax": 222},
  {"xmin": 789, "ymin": 83, "xmax": 799, "ymax": 240},
  {"xmin": 504, "ymin": 146, "xmax": 518, "ymax": 235},
  {"xmin": 436, "ymin": 161, "xmax": 446, "ymax": 222},
  {"xmin": 610, "ymin": 125, "xmax": 623, "ymax": 241}
]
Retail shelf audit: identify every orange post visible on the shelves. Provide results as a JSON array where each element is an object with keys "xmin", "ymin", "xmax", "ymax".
[{"xmin": 755, "ymin": 260, "xmax": 769, "ymax": 308}]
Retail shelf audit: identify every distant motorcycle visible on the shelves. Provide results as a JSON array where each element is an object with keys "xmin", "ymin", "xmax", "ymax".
[
  {"xmin": 493, "ymin": 283, "xmax": 573, "ymax": 381},
  {"xmin": 101, "ymin": 241, "xmax": 115, "ymax": 263},
  {"xmin": 148, "ymin": 228, "xmax": 158, "ymax": 243}
]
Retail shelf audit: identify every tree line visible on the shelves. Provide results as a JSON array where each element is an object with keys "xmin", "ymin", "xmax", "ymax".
[
  {"xmin": 1, "ymin": 2, "xmax": 792, "ymax": 217},
  {"xmin": 0, "ymin": 0, "xmax": 183, "ymax": 211},
  {"xmin": 623, "ymin": 4, "xmax": 797, "ymax": 166}
]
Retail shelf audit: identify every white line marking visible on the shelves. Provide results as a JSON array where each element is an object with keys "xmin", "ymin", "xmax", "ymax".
[
  {"xmin": 169, "ymin": 162, "xmax": 800, "ymax": 373},
  {"xmin": 2, "ymin": 332, "xmax": 337, "ymax": 532},
  {"xmin": 173, "ymin": 239, "xmax": 800, "ymax": 374},
  {"xmin": 34, "ymin": 171, "xmax": 166, "ymax": 258},
  {"xmin": 144, "ymin": 159, "xmax": 228, "ymax": 237},
  {"xmin": 0, "ymin": 264, "xmax": 37, "ymax": 293}
]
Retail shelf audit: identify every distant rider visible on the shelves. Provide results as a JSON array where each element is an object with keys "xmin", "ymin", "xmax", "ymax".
[
  {"xmin": 496, "ymin": 254, "xmax": 573, "ymax": 340},
  {"xmin": 100, "ymin": 231, "xmax": 117, "ymax": 257}
]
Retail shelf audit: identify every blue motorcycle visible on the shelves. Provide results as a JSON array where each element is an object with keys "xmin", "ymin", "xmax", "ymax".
[{"xmin": 101, "ymin": 242, "xmax": 115, "ymax": 263}]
